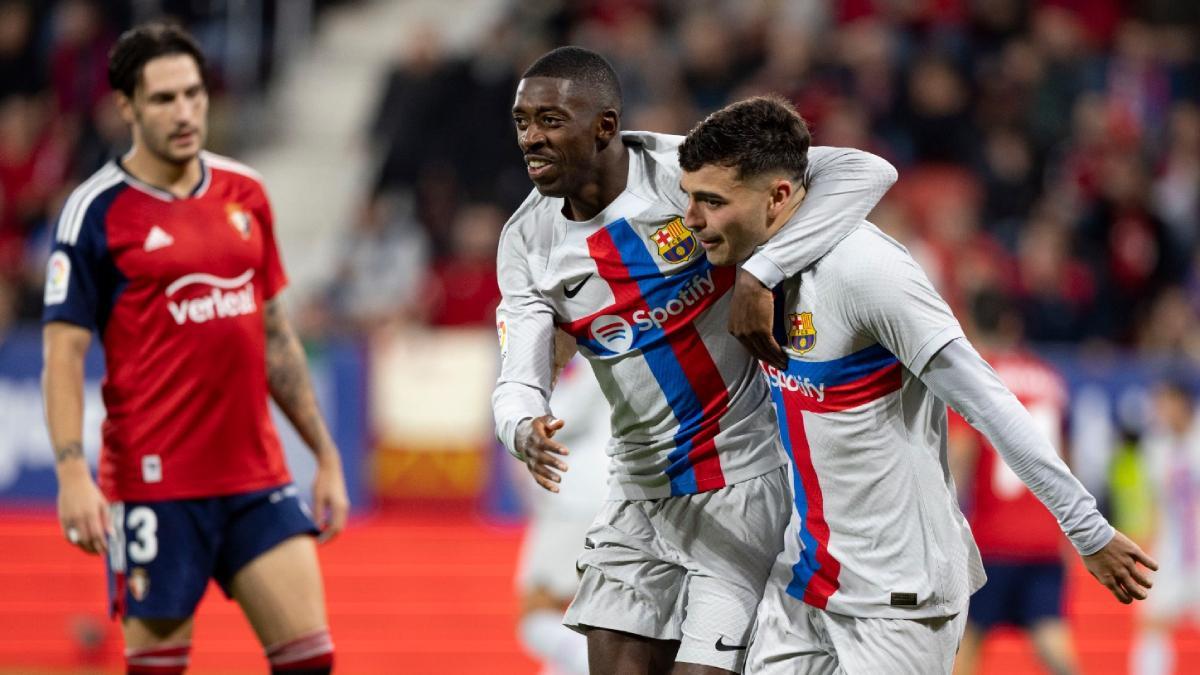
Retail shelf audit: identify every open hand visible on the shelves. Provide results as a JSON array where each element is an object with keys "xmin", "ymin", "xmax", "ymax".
[
  {"xmin": 1082, "ymin": 530, "xmax": 1158, "ymax": 604},
  {"xmin": 516, "ymin": 415, "xmax": 570, "ymax": 493}
]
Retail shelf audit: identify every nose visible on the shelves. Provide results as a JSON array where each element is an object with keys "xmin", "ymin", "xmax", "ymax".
[
  {"xmin": 519, "ymin": 124, "xmax": 546, "ymax": 153},
  {"xmin": 683, "ymin": 199, "xmax": 704, "ymax": 232}
]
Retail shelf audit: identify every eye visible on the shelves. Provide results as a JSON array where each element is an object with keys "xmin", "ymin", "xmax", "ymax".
[
  {"xmin": 541, "ymin": 115, "xmax": 562, "ymax": 127},
  {"xmin": 513, "ymin": 116, "xmax": 528, "ymax": 130}
]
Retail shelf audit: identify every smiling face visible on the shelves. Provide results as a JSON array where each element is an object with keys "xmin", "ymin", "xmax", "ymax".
[
  {"xmin": 681, "ymin": 163, "xmax": 796, "ymax": 266},
  {"xmin": 117, "ymin": 53, "xmax": 208, "ymax": 166},
  {"xmin": 511, "ymin": 76, "xmax": 612, "ymax": 199}
]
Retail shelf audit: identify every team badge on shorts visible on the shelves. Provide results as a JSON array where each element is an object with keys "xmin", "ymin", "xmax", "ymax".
[
  {"xmin": 788, "ymin": 312, "xmax": 817, "ymax": 353},
  {"xmin": 128, "ymin": 567, "xmax": 150, "ymax": 601},
  {"xmin": 226, "ymin": 203, "xmax": 252, "ymax": 239},
  {"xmin": 651, "ymin": 217, "xmax": 698, "ymax": 264}
]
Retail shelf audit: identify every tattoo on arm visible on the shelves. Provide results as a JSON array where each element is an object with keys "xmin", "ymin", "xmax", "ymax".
[
  {"xmin": 55, "ymin": 441, "xmax": 84, "ymax": 464},
  {"xmin": 264, "ymin": 299, "xmax": 336, "ymax": 457}
]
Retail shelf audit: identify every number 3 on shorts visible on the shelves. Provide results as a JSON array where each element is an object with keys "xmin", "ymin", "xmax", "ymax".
[{"xmin": 126, "ymin": 506, "xmax": 159, "ymax": 564}]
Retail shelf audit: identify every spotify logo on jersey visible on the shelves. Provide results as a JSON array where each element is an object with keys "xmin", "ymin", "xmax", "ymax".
[{"xmin": 590, "ymin": 314, "xmax": 635, "ymax": 354}]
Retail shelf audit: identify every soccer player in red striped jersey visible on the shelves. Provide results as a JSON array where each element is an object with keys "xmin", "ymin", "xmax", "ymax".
[
  {"xmin": 949, "ymin": 291, "xmax": 1080, "ymax": 675},
  {"xmin": 41, "ymin": 23, "xmax": 345, "ymax": 675}
]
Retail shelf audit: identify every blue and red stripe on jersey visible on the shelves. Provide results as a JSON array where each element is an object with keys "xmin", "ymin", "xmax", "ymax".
[
  {"xmin": 561, "ymin": 218, "xmax": 735, "ymax": 495},
  {"xmin": 763, "ymin": 343, "xmax": 902, "ymax": 608}
]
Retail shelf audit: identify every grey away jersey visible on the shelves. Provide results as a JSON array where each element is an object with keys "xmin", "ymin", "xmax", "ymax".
[
  {"xmin": 764, "ymin": 225, "xmax": 983, "ymax": 618},
  {"xmin": 493, "ymin": 132, "xmax": 898, "ymax": 499}
]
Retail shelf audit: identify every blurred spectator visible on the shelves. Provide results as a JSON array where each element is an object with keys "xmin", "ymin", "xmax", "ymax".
[
  {"xmin": 1153, "ymin": 103, "xmax": 1200, "ymax": 254},
  {"xmin": 328, "ymin": 193, "xmax": 430, "ymax": 333},
  {"xmin": 0, "ymin": 94, "xmax": 72, "ymax": 269},
  {"xmin": 47, "ymin": 1, "xmax": 113, "ymax": 121},
  {"xmin": 418, "ymin": 203, "xmax": 503, "ymax": 327},
  {"xmin": 0, "ymin": 0, "xmax": 43, "ymax": 97},
  {"xmin": 1014, "ymin": 211, "xmax": 1097, "ymax": 343}
]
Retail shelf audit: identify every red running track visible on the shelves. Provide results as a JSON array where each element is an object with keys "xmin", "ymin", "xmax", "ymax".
[{"xmin": 2, "ymin": 509, "xmax": 1196, "ymax": 674}]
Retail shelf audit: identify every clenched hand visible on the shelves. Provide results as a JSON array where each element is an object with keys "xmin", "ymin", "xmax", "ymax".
[{"xmin": 729, "ymin": 268, "xmax": 787, "ymax": 369}]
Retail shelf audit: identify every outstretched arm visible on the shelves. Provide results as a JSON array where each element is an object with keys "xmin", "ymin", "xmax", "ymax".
[
  {"xmin": 922, "ymin": 339, "xmax": 1157, "ymax": 603},
  {"xmin": 264, "ymin": 297, "xmax": 349, "ymax": 542}
]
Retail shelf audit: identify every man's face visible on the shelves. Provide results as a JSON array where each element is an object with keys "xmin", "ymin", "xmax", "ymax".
[
  {"xmin": 117, "ymin": 54, "xmax": 207, "ymax": 165},
  {"xmin": 680, "ymin": 164, "xmax": 775, "ymax": 266},
  {"xmin": 512, "ymin": 77, "xmax": 605, "ymax": 198}
]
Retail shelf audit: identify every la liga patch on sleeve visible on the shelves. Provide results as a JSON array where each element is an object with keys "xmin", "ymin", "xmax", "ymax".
[{"xmin": 44, "ymin": 250, "xmax": 71, "ymax": 305}]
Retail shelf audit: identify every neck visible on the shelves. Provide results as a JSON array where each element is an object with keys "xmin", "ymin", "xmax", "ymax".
[
  {"xmin": 122, "ymin": 144, "xmax": 202, "ymax": 198},
  {"xmin": 564, "ymin": 141, "xmax": 629, "ymax": 221},
  {"xmin": 761, "ymin": 185, "xmax": 807, "ymax": 242}
]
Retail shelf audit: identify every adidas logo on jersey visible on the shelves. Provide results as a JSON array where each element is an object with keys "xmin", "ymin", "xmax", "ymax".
[{"xmin": 143, "ymin": 226, "xmax": 175, "ymax": 252}]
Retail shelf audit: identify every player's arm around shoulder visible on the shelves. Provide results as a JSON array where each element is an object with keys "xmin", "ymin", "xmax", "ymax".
[
  {"xmin": 43, "ymin": 321, "xmax": 110, "ymax": 555},
  {"xmin": 262, "ymin": 298, "xmax": 349, "ymax": 542},
  {"xmin": 731, "ymin": 148, "xmax": 898, "ymax": 366}
]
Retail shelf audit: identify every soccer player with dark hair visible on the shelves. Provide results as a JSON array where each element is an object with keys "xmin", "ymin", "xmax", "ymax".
[
  {"xmin": 494, "ymin": 47, "xmax": 897, "ymax": 673},
  {"xmin": 42, "ymin": 22, "xmax": 346, "ymax": 675},
  {"xmin": 678, "ymin": 94, "xmax": 1156, "ymax": 673}
]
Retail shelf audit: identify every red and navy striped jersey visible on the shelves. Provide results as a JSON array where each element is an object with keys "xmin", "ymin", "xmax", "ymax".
[{"xmin": 42, "ymin": 153, "xmax": 291, "ymax": 501}]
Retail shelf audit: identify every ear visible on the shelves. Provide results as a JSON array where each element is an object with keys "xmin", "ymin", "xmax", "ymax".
[
  {"xmin": 114, "ymin": 92, "xmax": 135, "ymax": 126},
  {"xmin": 596, "ymin": 108, "xmax": 620, "ymax": 147},
  {"xmin": 766, "ymin": 178, "xmax": 796, "ymax": 217}
]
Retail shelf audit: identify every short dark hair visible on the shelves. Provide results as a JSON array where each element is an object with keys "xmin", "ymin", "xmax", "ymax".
[
  {"xmin": 108, "ymin": 21, "xmax": 206, "ymax": 97},
  {"xmin": 522, "ymin": 46, "xmax": 622, "ymax": 112},
  {"xmin": 679, "ymin": 95, "xmax": 811, "ymax": 182}
]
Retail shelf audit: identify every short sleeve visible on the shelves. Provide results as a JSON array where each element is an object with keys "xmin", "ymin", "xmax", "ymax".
[
  {"xmin": 252, "ymin": 185, "xmax": 288, "ymax": 300},
  {"xmin": 841, "ymin": 232, "xmax": 964, "ymax": 375},
  {"xmin": 42, "ymin": 207, "xmax": 110, "ymax": 332}
]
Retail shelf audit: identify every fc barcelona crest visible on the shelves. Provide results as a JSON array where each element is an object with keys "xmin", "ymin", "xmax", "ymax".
[
  {"xmin": 651, "ymin": 217, "xmax": 699, "ymax": 264},
  {"xmin": 788, "ymin": 312, "xmax": 817, "ymax": 353},
  {"xmin": 226, "ymin": 203, "xmax": 252, "ymax": 239}
]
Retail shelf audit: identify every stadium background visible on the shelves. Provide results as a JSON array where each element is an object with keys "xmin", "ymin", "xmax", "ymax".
[{"xmin": 0, "ymin": 0, "xmax": 1197, "ymax": 672}]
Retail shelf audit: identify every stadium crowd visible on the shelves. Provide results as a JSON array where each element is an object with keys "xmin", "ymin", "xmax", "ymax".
[{"xmin": 2, "ymin": 0, "xmax": 1198, "ymax": 361}]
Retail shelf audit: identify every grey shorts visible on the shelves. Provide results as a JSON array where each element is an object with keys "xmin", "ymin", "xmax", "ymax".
[
  {"xmin": 746, "ymin": 586, "xmax": 968, "ymax": 674},
  {"xmin": 563, "ymin": 466, "xmax": 791, "ymax": 672}
]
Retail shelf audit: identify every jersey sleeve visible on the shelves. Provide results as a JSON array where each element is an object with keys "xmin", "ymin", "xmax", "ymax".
[
  {"xmin": 922, "ymin": 339, "xmax": 1115, "ymax": 555},
  {"xmin": 842, "ymin": 233, "xmax": 964, "ymax": 376},
  {"xmin": 742, "ymin": 146, "xmax": 898, "ymax": 288},
  {"xmin": 492, "ymin": 223, "xmax": 556, "ymax": 456},
  {"xmin": 252, "ymin": 184, "xmax": 288, "ymax": 300},
  {"xmin": 42, "ymin": 207, "xmax": 109, "ymax": 332}
]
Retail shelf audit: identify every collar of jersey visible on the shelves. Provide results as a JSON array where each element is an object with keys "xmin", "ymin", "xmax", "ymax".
[{"xmin": 114, "ymin": 156, "xmax": 212, "ymax": 202}]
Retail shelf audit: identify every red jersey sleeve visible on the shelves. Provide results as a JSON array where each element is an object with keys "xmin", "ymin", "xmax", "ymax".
[{"xmin": 252, "ymin": 185, "xmax": 288, "ymax": 300}]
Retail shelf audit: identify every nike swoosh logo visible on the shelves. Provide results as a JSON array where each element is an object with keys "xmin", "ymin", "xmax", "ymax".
[
  {"xmin": 714, "ymin": 636, "xmax": 748, "ymax": 652},
  {"xmin": 563, "ymin": 273, "xmax": 593, "ymax": 298}
]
